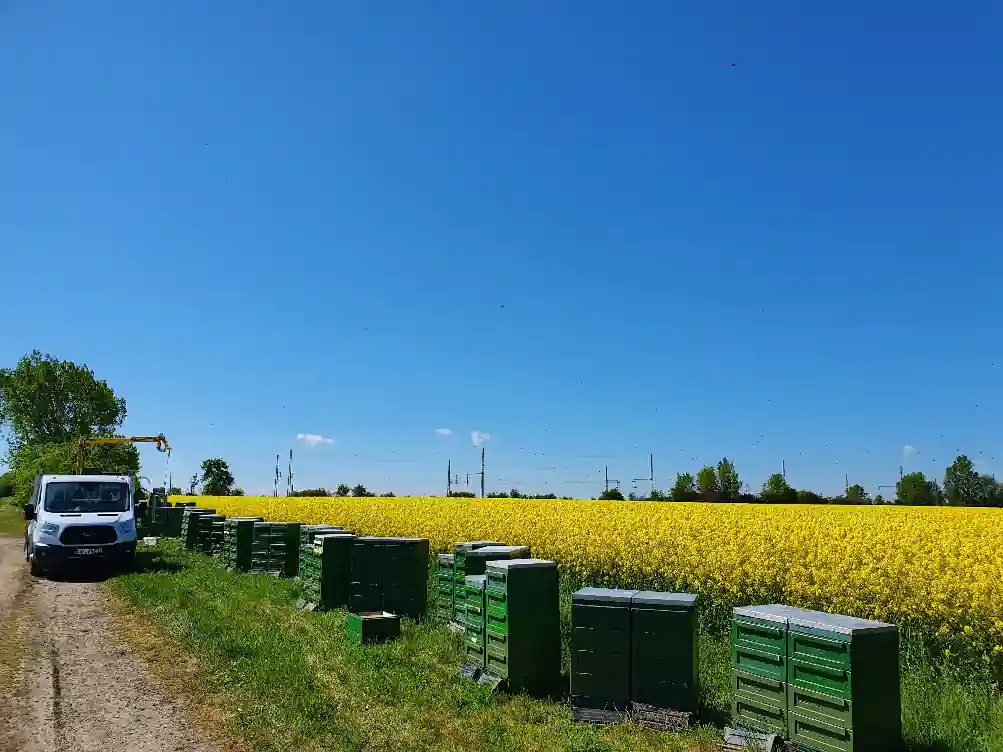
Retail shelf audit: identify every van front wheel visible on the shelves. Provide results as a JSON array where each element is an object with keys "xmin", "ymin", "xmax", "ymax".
[{"xmin": 28, "ymin": 549, "xmax": 44, "ymax": 577}]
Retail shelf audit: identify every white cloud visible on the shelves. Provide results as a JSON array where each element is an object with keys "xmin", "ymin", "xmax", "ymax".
[
  {"xmin": 296, "ymin": 433, "xmax": 334, "ymax": 447},
  {"xmin": 902, "ymin": 445, "xmax": 918, "ymax": 459},
  {"xmin": 471, "ymin": 430, "xmax": 491, "ymax": 446},
  {"xmin": 435, "ymin": 428, "xmax": 453, "ymax": 436}
]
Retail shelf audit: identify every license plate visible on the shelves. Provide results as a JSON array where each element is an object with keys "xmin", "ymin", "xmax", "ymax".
[{"xmin": 75, "ymin": 548, "xmax": 103, "ymax": 555}]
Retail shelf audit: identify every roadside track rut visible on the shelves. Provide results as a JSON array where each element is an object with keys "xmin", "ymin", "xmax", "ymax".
[{"xmin": 0, "ymin": 536, "xmax": 217, "ymax": 752}]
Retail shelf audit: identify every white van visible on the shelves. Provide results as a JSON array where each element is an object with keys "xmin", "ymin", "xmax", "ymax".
[{"xmin": 23, "ymin": 472, "xmax": 137, "ymax": 576}]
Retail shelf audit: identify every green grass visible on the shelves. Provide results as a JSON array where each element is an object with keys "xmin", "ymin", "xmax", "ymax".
[
  {"xmin": 105, "ymin": 544, "xmax": 1003, "ymax": 752},
  {"xmin": 0, "ymin": 502, "xmax": 25, "ymax": 537}
]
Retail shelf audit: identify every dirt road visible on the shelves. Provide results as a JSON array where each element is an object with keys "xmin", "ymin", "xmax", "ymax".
[{"xmin": 0, "ymin": 536, "xmax": 217, "ymax": 752}]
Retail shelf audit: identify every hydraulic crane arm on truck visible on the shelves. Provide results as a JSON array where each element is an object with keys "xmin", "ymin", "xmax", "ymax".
[{"xmin": 75, "ymin": 434, "xmax": 171, "ymax": 474}]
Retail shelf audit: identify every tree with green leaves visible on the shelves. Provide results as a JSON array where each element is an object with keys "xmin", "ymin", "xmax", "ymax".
[
  {"xmin": 696, "ymin": 466, "xmax": 719, "ymax": 501},
  {"xmin": 797, "ymin": 489, "xmax": 824, "ymax": 504},
  {"xmin": 598, "ymin": 488, "xmax": 624, "ymax": 500},
  {"xmin": 335, "ymin": 483, "xmax": 351, "ymax": 497},
  {"xmin": 944, "ymin": 455, "xmax": 982, "ymax": 506},
  {"xmin": 669, "ymin": 472, "xmax": 698, "ymax": 501},
  {"xmin": 716, "ymin": 458, "xmax": 741, "ymax": 500},
  {"xmin": 0, "ymin": 470, "xmax": 14, "ymax": 498},
  {"xmin": 0, "ymin": 350, "xmax": 126, "ymax": 455},
  {"xmin": 896, "ymin": 471, "xmax": 941, "ymax": 505},
  {"xmin": 200, "ymin": 458, "xmax": 235, "ymax": 496},
  {"xmin": 845, "ymin": 483, "xmax": 870, "ymax": 504},
  {"xmin": 290, "ymin": 488, "xmax": 329, "ymax": 497},
  {"xmin": 231, "ymin": 487, "xmax": 245, "ymax": 496},
  {"xmin": 351, "ymin": 484, "xmax": 370, "ymax": 497},
  {"xmin": 761, "ymin": 473, "xmax": 796, "ymax": 504}
]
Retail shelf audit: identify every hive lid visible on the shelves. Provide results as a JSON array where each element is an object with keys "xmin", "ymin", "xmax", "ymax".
[
  {"xmin": 631, "ymin": 591, "xmax": 699, "ymax": 608},
  {"xmin": 464, "ymin": 574, "xmax": 487, "ymax": 586},
  {"xmin": 487, "ymin": 558, "xmax": 557, "ymax": 570},
  {"xmin": 314, "ymin": 532, "xmax": 356, "ymax": 541},
  {"xmin": 438, "ymin": 553, "xmax": 455, "ymax": 562},
  {"xmin": 733, "ymin": 604, "xmax": 794, "ymax": 624},
  {"xmin": 784, "ymin": 607, "xmax": 897, "ymax": 635},
  {"xmin": 572, "ymin": 587, "xmax": 639, "ymax": 605},
  {"xmin": 454, "ymin": 541, "xmax": 504, "ymax": 550},
  {"xmin": 227, "ymin": 517, "xmax": 263, "ymax": 522},
  {"xmin": 468, "ymin": 545, "xmax": 529, "ymax": 556}
]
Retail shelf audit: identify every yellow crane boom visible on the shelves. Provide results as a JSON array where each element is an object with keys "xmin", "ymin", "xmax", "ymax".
[{"xmin": 75, "ymin": 434, "xmax": 172, "ymax": 474}]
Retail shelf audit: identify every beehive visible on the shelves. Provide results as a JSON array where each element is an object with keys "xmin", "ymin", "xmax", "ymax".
[
  {"xmin": 300, "ymin": 532, "xmax": 356, "ymax": 610},
  {"xmin": 571, "ymin": 588, "xmax": 637, "ymax": 718},
  {"xmin": 731, "ymin": 604, "xmax": 902, "ymax": 751},
  {"xmin": 463, "ymin": 574, "xmax": 488, "ymax": 669},
  {"xmin": 630, "ymin": 591, "xmax": 699, "ymax": 719},
  {"xmin": 347, "ymin": 611, "xmax": 401, "ymax": 645},
  {"xmin": 349, "ymin": 537, "xmax": 430, "ymax": 619},
  {"xmin": 196, "ymin": 513, "xmax": 226, "ymax": 555},
  {"xmin": 436, "ymin": 554, "xmax": 455, "ymax": 621},
  {"xmin": 452, "ymin": 541, "xmax": 504, "ymax": 622},
  {"xmin": 484, "ymin": 558, "xmax": 560, "ymax": 698},
  {"xmin": 296, "ymin": 524, "xmax": 346, "ymax": 578},
  {"xmin": 249, "ymin": 522, "xmax": 301, "ymax": 576},
  {"xmin": 219, "ymin": 517, "xmax": 264, "ymax": 571},
  {"xmin": 180, "ymin": 508, "xmax": 215, "ymax": 550}
]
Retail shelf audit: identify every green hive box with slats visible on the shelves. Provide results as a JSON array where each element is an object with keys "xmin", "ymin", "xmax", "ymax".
[
  {"xmin": 156, "ymin": 505, "xmax": 187, "ymax": 538},
  {"xmin": 249, "ymin": 522, "xmax": 301, "ymax": 576},
  {"xmin": 296, "ymin": 525, "xmax": 346, "ymax": 578},
  {"xmin": 196, "ymin": 514, "xmax": 226, "ymax": 555},
  {"xmin": 483, "ymin": 558, "xmax": 560, "ymax": 698},
  {"xmin": 180, "ymin": 508, "xmax": 215, "ymax": 550},
  {"xmin": 571, "ymin": 588, "xmax": 637, "ymax": 716},
  {"xmin": 463, "ymin": 575, "xmax": 488, "ymax": 669},
  {"xmin": 630, "ymin": 591, "xmax": 699, "ymax": 716},
  {"xmin": 452, "ymin": 541, "xmax": 504, "ymax": 622},
  {"xmin": 436, "ymin": 554, "xmax": 455, "ymax": 622},
  {"xmin": 456, "ymin": 545, "xmax": 529, "ymax": 621},
  {"xmin": 349, "ymin": 537, "xmax": 430, "ymax": 619},
  {"xmin": 218, "ymin": 517, "xmax": 264, "ymax": 571},
  {"xmin": 300, "ymin": 532, "xmax": 356, "ymax": 610},
  {"xmin": 731, "ymin": 604, "xmax": 902, "ymax": 751}
]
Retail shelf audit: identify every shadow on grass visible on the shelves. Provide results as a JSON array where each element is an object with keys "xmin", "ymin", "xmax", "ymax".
[{"xmin": 42, "ymin": 548, "xmax": 184, "ymax": 583}]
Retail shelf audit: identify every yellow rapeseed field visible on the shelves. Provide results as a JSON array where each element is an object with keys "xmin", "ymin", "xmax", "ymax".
[{"xmin": 179, "ymin": 495, "xmax": 1003, "ymax": 665}]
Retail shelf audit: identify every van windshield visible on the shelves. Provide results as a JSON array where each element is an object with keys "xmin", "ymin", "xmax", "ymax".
[{"xmin": 43, "ymin": 481, "xmax": 131, "ymax": 513}]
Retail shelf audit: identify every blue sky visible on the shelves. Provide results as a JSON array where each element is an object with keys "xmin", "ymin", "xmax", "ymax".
[{"xmin": 2, "ymin": 2, "xmax": 1001, "ymax": 497}]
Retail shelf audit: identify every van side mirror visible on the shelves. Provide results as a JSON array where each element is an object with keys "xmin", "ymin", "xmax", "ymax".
[{"xmin": 23, "ymin": 505, "xmax": 35, "ymax": 521}]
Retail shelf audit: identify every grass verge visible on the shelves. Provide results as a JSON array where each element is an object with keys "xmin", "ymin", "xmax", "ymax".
[
  {"xmin": 0, "ymin": 503, "xmax": 24, "ymax": 538},
  {"xmin": 106, "ymin": 544, "xmax": 1003, "ymax": 752}
]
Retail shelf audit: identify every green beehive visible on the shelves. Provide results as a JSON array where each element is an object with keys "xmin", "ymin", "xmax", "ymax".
[
  {"xmin": 463, "ymin": 575, "xmax": 487, "ymax": 670},
  {"xmin": 571, "ymin": 588, "xmax": 638, "ymax": 718},
  {"xmin": 347, "ymin": 611, "xmax": 401, "ymax": 645},
  {"xmin": 296, "ymin": 524, "xmax": 345, "ymax": 578},
  {"xmin": 219, "ymin": 517, "xmax": 263, "ymax": 571},
  {"xmin": 731, "ymin": 604, "xmax": 792, "ymax": 737},
  {"xmin": 349, "ymin": 537, "xmax": 430, "ymax": 619},
  {"xmin": 452, "ymin": 541, "xmax": 504, "ymax": 622},
  {"xmin": 484, "ymin": 558, "xmax": 560, "ymax": 698},
  {"xmin": 196, "ymin": 513, "xmax": 226, "ymax": 555},
  {"xmin": 250, "ymin": 522, "xmax": 301, "ymax": 576},
  {"xmin": 180, "ymin": 508, "xmax": 215, "ymax": 550},
  {"xmin": 630, "ymin": 591, "xmax": 699, "ymax": 719},
  {"xmin": 784, "ymin": 608, "xmax": 901, "ymax": 752},
  {"xmin": 300, "ymin": 532, "xmax": 356, "ymax": 610},
  {"xmin": 436, "ymin": 554, "xmax": 455, "ymax": 621},
  {"xmin": 382, "ymin": 537, "xmax": 430, "ymax": 619}
]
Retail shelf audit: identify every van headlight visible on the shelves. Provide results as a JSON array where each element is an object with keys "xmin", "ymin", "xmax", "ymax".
[
  {"xmin": 39, "ymin": 522, "xmax": 60, "ymax": 536},
  {"xmin": 117, "ymin": 521, "xmax": 135, "ymax": 535}
]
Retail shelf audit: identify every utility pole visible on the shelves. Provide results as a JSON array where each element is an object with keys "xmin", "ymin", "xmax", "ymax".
[
  {"xmin": 481, "ymin": 447, "xmax": 485, "ymax": 498},
  {"xmin": 447, "ymin": 460, "xmax": 451, "ymax": 497},
  {"xmin": 782, "ymin": 460, "xmax": 786, "ymax": 480},
  {"xmin": 273, "ymin": 454, "xmax": 281, "ymax": 497},
  {"xmin": 287, "ymin": 449, "xmax": 294, "ymax": 496}
]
